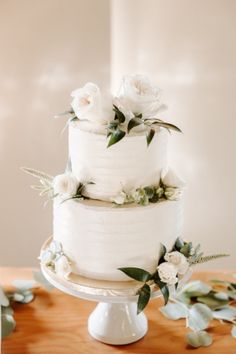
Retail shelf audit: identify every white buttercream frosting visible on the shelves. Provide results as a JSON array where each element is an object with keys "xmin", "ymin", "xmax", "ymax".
[
  {"xmin": 53, "ymin": 198, "xmax": 183, "ymax": 281},
  {"xmin": 69, "ymin": 122, "xmax": 168, "ymax": 201}
]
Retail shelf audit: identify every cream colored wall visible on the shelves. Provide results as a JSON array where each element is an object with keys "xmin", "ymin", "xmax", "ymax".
[
  {"xmin": 0, "ymin": 0, "xmax": 110, "ymax": 266},
  {"xmin": 1, "ymin": 0, "xmax": 235, "ymax": 268},
  {"xmin": 111, "ymin": 0, "xmax": 236, "ymax": 268}
]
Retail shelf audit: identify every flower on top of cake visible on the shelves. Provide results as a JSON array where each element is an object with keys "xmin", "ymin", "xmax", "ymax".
[
  {"xmin": 111, "ymin": 168, "xmax": 186, "ymax": 206},
  {"xmin": 56, "ymin": 74, "xmax": 181, "ymax": 147}
]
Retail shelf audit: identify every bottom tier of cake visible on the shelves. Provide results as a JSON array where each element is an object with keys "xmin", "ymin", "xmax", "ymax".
[{"xmin": 53, "ymin": 199, "xmax": 183, "ymax": 281}]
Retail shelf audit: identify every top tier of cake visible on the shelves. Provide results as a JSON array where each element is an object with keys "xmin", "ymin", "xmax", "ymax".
[
  {"xmin": 69, "ymin": 122, "xmax": 168, "ymax": 202},
  {"xmin": 65, "ymin": 75, "xmax": 181, "ymax": 203}
]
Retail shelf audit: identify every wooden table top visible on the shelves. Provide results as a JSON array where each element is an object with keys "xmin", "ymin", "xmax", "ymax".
[{"xmin": 1, "ymin": 268, "xmax": 236, "ymax": 354}]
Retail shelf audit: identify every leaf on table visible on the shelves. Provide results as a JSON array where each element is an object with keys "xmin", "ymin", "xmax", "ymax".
[
  {"xmin": 0, "ymin": 286, "xmax": 9, "ymax": 307},
  {"xmin": 197, "ymin": 291, "xmax": 230, "ymax": 310},
  {"xmin": 213, "ymin": 306, "xmax": 236, "ymax": 322},
  {"xmin": 1, "ymin": 314, "xmax": 16, "ymax": 339},
  {"xmin": 186, "ymin": 330, "xmax": 213, "ymax": 348},
  {"xmin": 231, "ymin": 325, "xmax": 236, "ymax": 338},
  {"xmin": 180, "ymin": 280, "xmax": 212, "ymax": 297},
  {"xmin": 188, "ymin": 303, "xmax": 213, "ymax": 331},
  {"xmin": 12, "ymin": 279, "xmax": 39, "ymax": 291},
  {"xmin": 159, "ymin": 302, "xmax": 188, "ymax": 320}
]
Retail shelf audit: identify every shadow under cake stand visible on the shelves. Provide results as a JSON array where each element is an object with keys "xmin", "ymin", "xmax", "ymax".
[{"xmin": 40, "ymin": 237, "xmax": 167, "ymax": 345}]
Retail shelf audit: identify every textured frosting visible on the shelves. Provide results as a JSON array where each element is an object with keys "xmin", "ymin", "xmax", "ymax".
[
  {"xmin": 53, "ymin": 198, "xmax": 183, "ymax": 281},
  {"xmin": 69, "ymin": 123, "xmax": 168, "ymax": 201}
]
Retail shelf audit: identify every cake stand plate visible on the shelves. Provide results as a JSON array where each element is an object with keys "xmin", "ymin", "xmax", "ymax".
[{"xmin": 40, "ymin": 237, "xmax": 164, "ymax": 345}]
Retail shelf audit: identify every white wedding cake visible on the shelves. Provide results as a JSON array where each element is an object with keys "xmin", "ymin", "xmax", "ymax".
[{"xmin": 24, "ymin": 75, "xmax": 185, "ymax": 282}]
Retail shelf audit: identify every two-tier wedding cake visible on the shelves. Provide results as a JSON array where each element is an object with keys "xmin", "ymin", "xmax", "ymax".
[{"xmin": 24, "ymin": 75, "xmax": 186, "ymax": 282}]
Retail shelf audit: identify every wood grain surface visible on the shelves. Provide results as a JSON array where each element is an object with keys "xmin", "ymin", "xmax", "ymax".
[{"xmin": 1, "ymin": 268, "xmax": 236, "ymax": 354}]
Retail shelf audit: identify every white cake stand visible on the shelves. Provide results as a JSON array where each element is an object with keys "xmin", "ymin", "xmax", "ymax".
[{"xmin": 40, "ymin": 238, "xmax": 190, "ymax": 345}]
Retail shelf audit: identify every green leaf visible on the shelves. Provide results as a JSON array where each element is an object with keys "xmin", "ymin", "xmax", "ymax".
[
  {"xmin": 143, "ymin": 186, "xmax": 155, "ymax": 198},
  {"xmin": 2, "ymin": 306, "xmax": 14, "ymax": 316},
  {"xmin": 186, "ymin": 331, "xmax": 213, "ymax": 348},
  {"xmin": 231, "ymin": 325, "xmax": 236, "ymax": 338},
  {"xmin": 174, "ymin": 237, "xmax": 185, "ymax": 251},
  {"xmin": 180, "ymin": 280, "xmax": 212, "ymax": 297},
  {"xmin": 12, "ymin": 279, "xmax": 38, "ymax": 291},
  {"xmin": 180, "ymin": 242, "xmax": 192, "ymax": 257},
  {"xmin": 158, "ymin": 244, "xmax": 167, "ymax": 265},
  {"xmin": 213, "ymin": 306, "xmax": 236, "ymax": 321},
  {"xmin": 127, "ymin": 117, "xmax": 143, "ymax": 133},
  {"xmin": 146, "ymin": 128, "xmax": 155, "ymax": 146},
  {"xmin": 107, "ymin": 129, "xmax": 126, "ymax": 148},
  {"xmin": 1, "ymin": 314, "xmax": 16, "ymax": 339},
  {"xmin": 118, "ymin": 267, "xmax": 152, "ymax": 282},
  {"xmin": 188, "ymin": 303, "xmax": 213, "ymax": 331},
  {"xmin": 137, "ymin": 284, "xmax": 151, "ymax": 314},
  {"xmin": 197, "ymin": 291, "xmax": 230, "ymax": 310},
  {"xmin": 154, "ymin": 273, "xmax": 169, "ymax": 305},
  {"xmin": 113, "ymin": 105, "xmax": 126, "ymax": 123},
  {"xmin": 158, "ymin": 122, "xmax": 182, "ymax": 133},
  {"xmin": 160, "ymin": 302, "xmax": 188, "ymax": 320},
  {"xmin": 0, "ymin": 286, "xmax": 9, "ymax": 307}
]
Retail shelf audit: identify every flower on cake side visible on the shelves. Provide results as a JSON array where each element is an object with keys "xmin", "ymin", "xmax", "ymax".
[
  {"xmin": 21, "ymin": 167, "xmax": 92, "ymax": 203},
  {"xmin": 39, "ymin": 240, "xmax": 72, "ymax": 278},
  {"xmin": 118, "ymin": 237, "xmax": 229, "ymax": 314},
  {"xmin": 55, "ymin": 74, "xmax": 181, "ymax": 148},
  {"xmin": 112, "ymin": 168, "xmax": 185, "ymax": 206}
]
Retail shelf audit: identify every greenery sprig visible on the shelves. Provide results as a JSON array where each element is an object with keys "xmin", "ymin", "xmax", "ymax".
[
  {"xmin": 119, "ymin": 238, "xmax": 229, "ymax": 314},
  {"xmin": 159, "ymin": 278, "xmax": 236, "ymax": 348},
  {"xmin": 21, "ymin": 167, "xmax": 54, "ymax": 199},
  {"xmin": 1, "ymin": 270, "xmax": 53, "ymax": 339},
  {"xmin": 107, "ymin": 105, "xmax": 182, "ymax": 148}
]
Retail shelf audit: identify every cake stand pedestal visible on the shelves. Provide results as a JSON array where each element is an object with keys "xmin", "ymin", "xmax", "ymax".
[{"xmin": 40, "ymin": 238, "xmax": 190, "ymax": 345}]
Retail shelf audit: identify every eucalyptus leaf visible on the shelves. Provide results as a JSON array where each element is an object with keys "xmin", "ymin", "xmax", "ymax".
[
  {"xmin": 137, "ymin": 284, "xmax": 151, "ymax": 314},
  {"xmin": 33, "ymin": 269, "xmax": 54, "ymax": 291},
  {"xmin": 180, "ymin": 242, "xmax": 192, "ymax": 257},
  {"xmin": 12, "ymin": 279, "xmax": 39, "ymax": 291},
  {"xmin": 231, "ymin": 325, "xmax": 236, "ymax": 338},
  {"xmin": 107, "ymin": 129, "xmax": 126, "ymax": 148},
  {"xmin": 1, "ymin": 314, "xmax": 16, "ymax": 339},
  {"xmin": 146, "ymin": 128, "xmax": 155, "ymax": 146},
  {"xmin": 180, "ymin": 280, "xmax": 212, "ymax": 297},
  {"xmin": 197, "ymin": 291, "xmax": 229, "ymax": 310},
  {"xmin": 188, "ymin": 303, "xmax": 213, "ymax": 331},
  {"xmin": 127, "ymin": 117, "xmax": 143, "ymax": 133},
  {"xmin": 213, "ymin": 306, "xmax": 236, "ymax": 321},
  {"xmin": 21, "ymin": 292, "xmax": 34, "ymax": 304},
  {"xmin": 13, "ymin": 293, "xmax": 25, "ymax": 302},
  {"xmin": 2, "ymin": 306, "xmax": 14, "ymax": 316},
  {"xmin": 174, "ymin": 237, "xmax": 185, "ymax": 251},
  {"xmin": 0, "ymin": 286, "xmax": 9, "ymax": 307},
  {"xmin": 118, "ymin": 267, "xmax": 152, "ymax": 282},
  {"xmin": 159, "ymin": 302, "xmax": 188, "ymax": 320},
  {"xmin": 186, "ymin": 331, "xmax": 213, "ymax": 348},
  {"xmin": 143, "ymin": 186, "xmax": 155, "ymax": 198}
]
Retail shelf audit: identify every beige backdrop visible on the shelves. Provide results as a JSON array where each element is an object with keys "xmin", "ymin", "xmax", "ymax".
[{"xmin": 0, "ymin": 0, "xmax": 235, "ymax": 268}]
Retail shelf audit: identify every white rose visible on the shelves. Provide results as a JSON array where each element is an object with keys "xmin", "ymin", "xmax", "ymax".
[
  {"xmin": 54, "ymin": 255, "xmax": 72, "ymax": 277},
  {"xmin": 161, "ymin": 168, "xmax": 186, "ymax": 188},
  {"xmin": 117, "ymin": 75, "xmax": 166, "ymax": 117},
  {"xmin": 71, "ymin": 83, "xmax": 105, "ymax": 123},
  {"xmin": 112, "ymin": 191, "xmax": 127, "ymax": 205},
  {"xmin": 53, "ymin": 173, "xmax": 78, "ymax": 197},
  {"xmin": 164, "ymin": 251, "xmax": 189, "ymax": 275},
  {"xmin": 157, "ymin": 262, "xmax": 178, "ymax": 285}
]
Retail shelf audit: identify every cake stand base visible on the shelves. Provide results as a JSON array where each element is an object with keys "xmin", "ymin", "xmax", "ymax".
[{"xmin": 88, "ymin": 302, "xmax": 148, "ymax": 345}]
